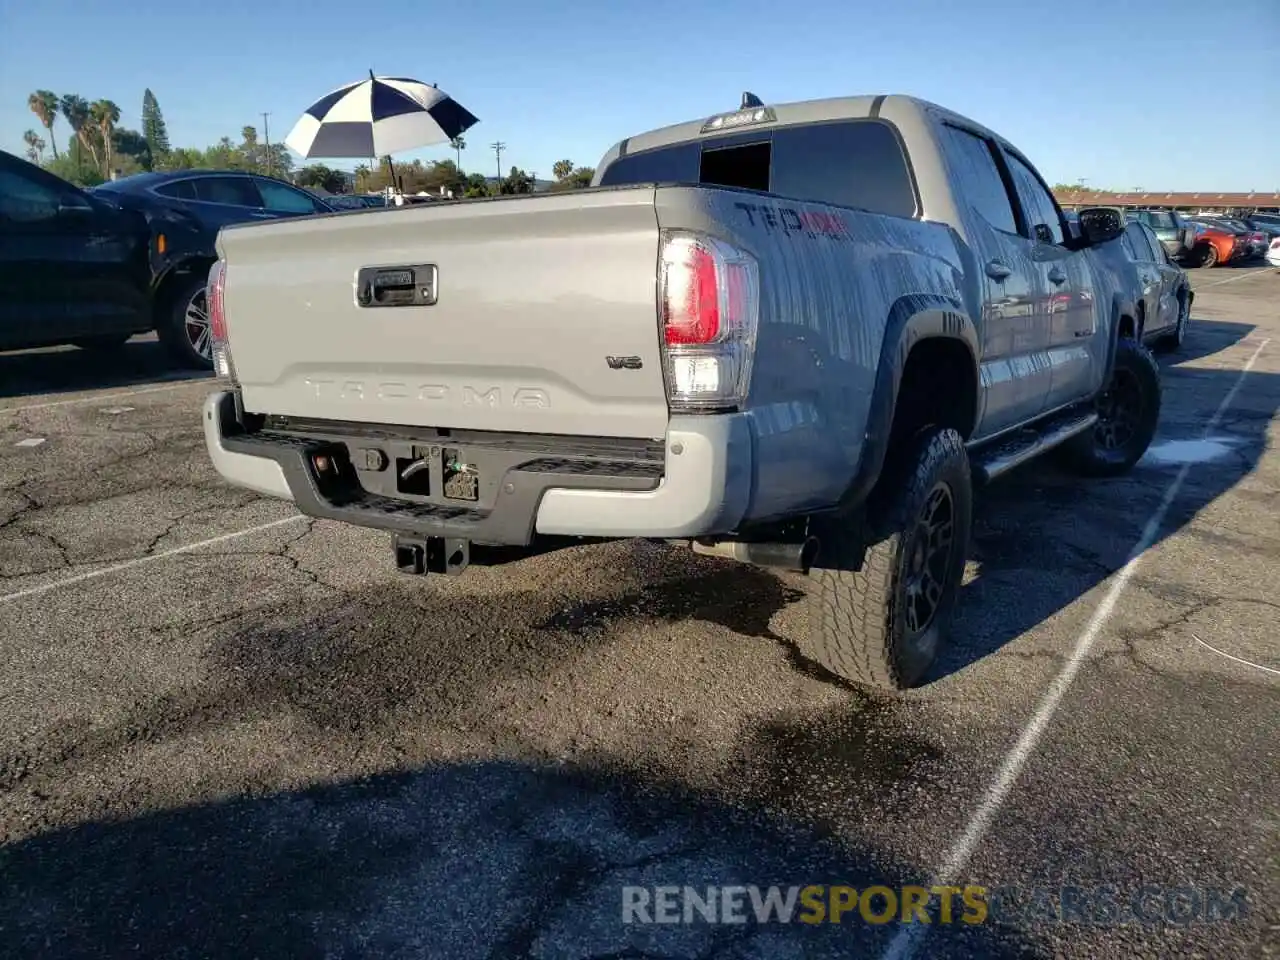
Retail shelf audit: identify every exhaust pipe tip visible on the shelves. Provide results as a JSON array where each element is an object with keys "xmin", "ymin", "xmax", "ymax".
[{"xmin": 691, "ymin": 536, "xmax": 820, "ymax": 573}]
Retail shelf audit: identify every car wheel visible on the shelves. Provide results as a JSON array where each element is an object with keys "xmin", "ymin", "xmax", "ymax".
[
  {"xmin": 1060, "ymin": 337, "xmax": 1161, "ymax": 478},
  {"xmin": 807, "ymin": 427, "xmax": 973, "ymax": 691},
  {"xmin": 1154, "ymin": 294, "xmax": 1190, "ymax": 354},
  {"xmin": 157, "ymin": 273, "xmax": 214, "ymax": 370},
  {"xmin": 1200, "ymin": 243, "xmax": 1219, "ymax": 268}
]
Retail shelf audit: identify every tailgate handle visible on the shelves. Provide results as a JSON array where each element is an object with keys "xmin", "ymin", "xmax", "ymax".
[{"xmin": 356, "ymin": 264, "xmax": 438, "ymax": 308}]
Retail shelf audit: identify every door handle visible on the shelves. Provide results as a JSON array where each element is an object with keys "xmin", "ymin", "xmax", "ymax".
[
  {"xmin": 1047, "ymin": 268, "xmax": 1067, "ymax": 285},
  {"xmin": 985, "ymin": 260, "xmax": 1012, "ymax": 281}
]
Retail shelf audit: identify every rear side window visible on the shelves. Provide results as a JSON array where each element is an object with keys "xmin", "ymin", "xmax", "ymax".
[
  {"xmin": 154, "ymin": 180, "xmax": 198, "ymax": 201},
  {"xmin": 193, "ymin": 176, "xmax": 263, "ymax": 208},
  {"xmin": 1147, "ymin": 211, "xmax": 1174, "ymax": 230},
  {"xmin": 597, "ymin": 119, "xmax": 918, "ymax": 218},
  {"xmin": 937, "ymin": 125, "xmax": 1017, "ymax": 234},
  {"xmin": 257, "ymin": 179, "xmax": 324, "ymax": 214}
]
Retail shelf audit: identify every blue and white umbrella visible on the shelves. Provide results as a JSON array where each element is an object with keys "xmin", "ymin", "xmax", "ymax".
[{"xmin": 285, "ymin": 73, "xmax": 479, "ymax": 159}]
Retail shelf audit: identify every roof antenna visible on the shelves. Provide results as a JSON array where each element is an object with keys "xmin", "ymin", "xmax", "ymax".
[{"xmin": 740, "ymin": 91, "xmax": 764, "ymax": 109}]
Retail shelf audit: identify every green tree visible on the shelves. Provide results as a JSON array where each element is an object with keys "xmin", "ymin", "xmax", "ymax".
[
  {"xmin": 58, "ymin": 93, "xmax": 92, "ymax": 174},
  {"xmin": 499, "ymin": 165, "xmax": 534, "ymax": 195},
  {"xmin": 548, "ymin": 160, "xmax": 595, "ymax": 192},
  {"xmin": 22, "ymin": 129, "xmax": 46, "ymax": 163},
  {"xmin": 140, "ymin": 88, "xmax": 170, "ymax": 166},
  {"xmin": 165, "ymin": 147, "xmax": 204, "ymax": 170},
  {"xmin": 296, "ymin": 163, "xmax": 348, "ymax": 193},
  {"xmin": 43, "ymin": 153, "xmax": 104, "ymax": 187},
  {"xmin": 450, "ymin": 135, "xmax": 466, "ymax": 170},
  {"xmin": 463, "ymin": 172, "xmax": 490, "ymax": 198},
  {"xmin": 27, "ymin": 90, "xmax": 60, "ymax": 159},
  {"xmin": 90, "ymin": 99, "xmax": 121, "ymax": 176},
  {"xmin": 112, "ymin": 128, "xmax": 151, "ymax": 171}
]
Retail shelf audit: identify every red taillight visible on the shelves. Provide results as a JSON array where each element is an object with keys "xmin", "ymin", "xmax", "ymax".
[
  {"xmin": 208, "ymin": 260, "xmax": 227, "ymax": 342},
  {"xmin": 664, "ymin": 246, "xmax": 720, "ymax": 345},
  {"xmin": 207, "ymin": 259, "xmax": 236, "ymax": 381},
  {"xmin": 658, "ymin": 232, "xmax": 760, "ymax": 411}
]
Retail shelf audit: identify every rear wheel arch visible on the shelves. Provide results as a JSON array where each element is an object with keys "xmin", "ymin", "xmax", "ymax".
[
  {"xmin": 839, "ymin": 298, "xmax": 979, "ymax": 511},
  {"xmin": 154, "ymin": 257, "xmax": 217, "ymax": 369},
  {"xmin": 153, "ymin": 256, "xmax": 217, "ymax": 322}
]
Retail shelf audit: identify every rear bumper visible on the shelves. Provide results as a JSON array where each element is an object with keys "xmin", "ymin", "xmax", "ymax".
[{"xmin": 202, "ymin": 390, "xmax": 752, "ymax": 544}]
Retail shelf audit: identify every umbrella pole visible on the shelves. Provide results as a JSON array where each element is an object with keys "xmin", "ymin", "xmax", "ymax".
[{"xmin": 385, "ymin": 155, "xmax": 399, "ymax": 196}]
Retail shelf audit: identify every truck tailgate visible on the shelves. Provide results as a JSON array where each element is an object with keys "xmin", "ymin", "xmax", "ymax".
[{"xmin": 217, "ymin": 187, "xmax": 669, "ymax": 439}]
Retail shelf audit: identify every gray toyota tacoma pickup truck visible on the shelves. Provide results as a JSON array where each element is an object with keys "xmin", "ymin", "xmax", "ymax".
[{"xmin": 202, "ymin": 92, "xmax": 1160, "ymax": 691}]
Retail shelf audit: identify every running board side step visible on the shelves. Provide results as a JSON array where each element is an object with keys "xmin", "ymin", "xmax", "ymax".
[{"xmin": 970, "ymin": 409, "xmax": 1098, "ymax": 485}]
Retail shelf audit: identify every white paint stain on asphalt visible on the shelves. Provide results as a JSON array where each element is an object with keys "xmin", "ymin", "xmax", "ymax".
[
  {"xmin": 99, "ymin": 406, "xmax": 136, "ymax": 415},
  {"xmin": 14, "ymin": 438, "xmax": 46, "ymax": 448},
  {"xmin": 1142, "ymin": 436, "xmax": 1241, "ymax": 466}
]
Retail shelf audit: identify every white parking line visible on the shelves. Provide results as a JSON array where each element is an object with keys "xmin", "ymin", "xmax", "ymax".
[
  {"xmin": 0, "ymin": 378, "xmax": 209, "ymax": 416},
  {"xmin": 881, "ymin": 336, "xmax": 1270, "ymax": 960},
  {"xmin": 0, "ymin": 515, "xmax": 307, "ymax": 606},
  {"xmin": 1199, "ymin": 268, "xmax": 1271, "ymax": 288}
]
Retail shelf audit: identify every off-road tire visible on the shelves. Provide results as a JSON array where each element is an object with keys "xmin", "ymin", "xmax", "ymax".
[
  {"xmin": 157, "ymin": 273, "xmax": 214, "ymax": 371},
  {"xmin": 1060, "ymin": 337, "xmax": 1161, "ymax": 478},
  {"xmin": 808, "ymin": 427, "xmax": 973, "ymax": 691}
]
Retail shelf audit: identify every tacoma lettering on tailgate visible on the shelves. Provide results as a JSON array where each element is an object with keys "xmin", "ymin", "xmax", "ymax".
[{"xmin": 303, "ymin": 379, "xmax": 551, "ymax": 408}]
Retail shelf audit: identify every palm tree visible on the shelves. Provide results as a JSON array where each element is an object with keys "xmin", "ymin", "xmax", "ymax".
[
  {"xmin": 22, "ymin": 129, "xmax": 46, "ymax": 163},
  {"xmin": 27, "ymin": 90, "xmax": 60, "ymax": 159},
  {"xmin": 59, "ymin": 94, "xmax": 93, "ymax": 172},
  {"xmin": 450, "ymin": 135, "xmax": 466, "ymax": 171},
  {"xmin": 91, "ymin": 99, "xmax": 121, "ymax": 177}
]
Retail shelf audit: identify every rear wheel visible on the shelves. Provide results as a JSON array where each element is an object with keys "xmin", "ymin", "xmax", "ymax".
[
  {"xmin": 807, "ymin": 427, "xmax": 973, "ymax": 691},
  {"xmin": 1199, "ymin": 243, "xmax": 1219, "ymax": 268},
  {"xmin": 1060, "ymin": 337, "xmax": 1161, "ymax": 478},
  {"xmin": 157, "ymin": 273, "xmax": 214, "ymax": 370},
  {"xmin": 1154, "ymin": 294, "xmax": 1190, "ymax": 354}
]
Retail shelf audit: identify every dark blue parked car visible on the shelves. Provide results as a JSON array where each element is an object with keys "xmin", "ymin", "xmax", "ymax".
[{"xmin": 91, "ymin": 170, "xmax": 333, "ymax": 368}]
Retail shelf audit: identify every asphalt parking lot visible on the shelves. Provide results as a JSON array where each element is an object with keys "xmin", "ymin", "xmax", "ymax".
[{"xmin": 1, "ymin": 266, "xmax": 1276, "ymax": 960}]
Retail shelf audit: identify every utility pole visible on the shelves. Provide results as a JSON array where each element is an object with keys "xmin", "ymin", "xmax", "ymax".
[
  {"xmin": 261, "ymin": 112, "xmax": 272, "ymax": 176},
  {"xmin": 491, "ymin": 141, "xmax": 506, "ymax": 184}
]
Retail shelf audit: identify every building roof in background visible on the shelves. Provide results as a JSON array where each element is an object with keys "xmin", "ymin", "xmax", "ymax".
[{"xmin": 1055, "ymin": 190, "xmax": 1280, "ymax": 209}]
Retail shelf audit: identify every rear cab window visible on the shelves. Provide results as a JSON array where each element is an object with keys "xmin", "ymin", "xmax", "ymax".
[{"xmin": 597, "ymin": 119, "xmax": 919, "ymax": 218}]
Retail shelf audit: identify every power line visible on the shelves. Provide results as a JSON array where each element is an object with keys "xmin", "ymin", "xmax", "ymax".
[
  {"xmin": 491, "ymin": 141, "xmax": 506, "ymax": 182},
  {"xmin": 261, "ymin": 112, "xmax": 272, "ymax": 176}
]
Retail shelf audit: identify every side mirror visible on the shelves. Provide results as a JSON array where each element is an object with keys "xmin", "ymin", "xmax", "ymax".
[{"xmin": 1077, "ymin": 206, "xmax": 1125, "ymax": 246}]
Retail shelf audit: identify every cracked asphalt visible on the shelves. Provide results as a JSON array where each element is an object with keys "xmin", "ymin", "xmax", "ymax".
[{"xmin": 0, "ymin": 267, "xmax": 1277, "ymax": 959}]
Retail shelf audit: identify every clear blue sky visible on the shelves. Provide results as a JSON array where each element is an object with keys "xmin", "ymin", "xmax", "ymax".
[{"xmin": 3, "ymin": 0, "xmax": 1277, "ymax": 190}]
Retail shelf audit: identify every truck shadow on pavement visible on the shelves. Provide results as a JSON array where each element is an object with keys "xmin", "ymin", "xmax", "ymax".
[
  {"xmin": 0, "ymin": 338, "xmax": 208, "ymax": 401},
  {"xmin": 0, "ymin": 757, "xmax": 1030, "ymax": 959},
  {"xmin": 930, "ymin": 320, "xmax": 1275, "ymax": 683}
]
